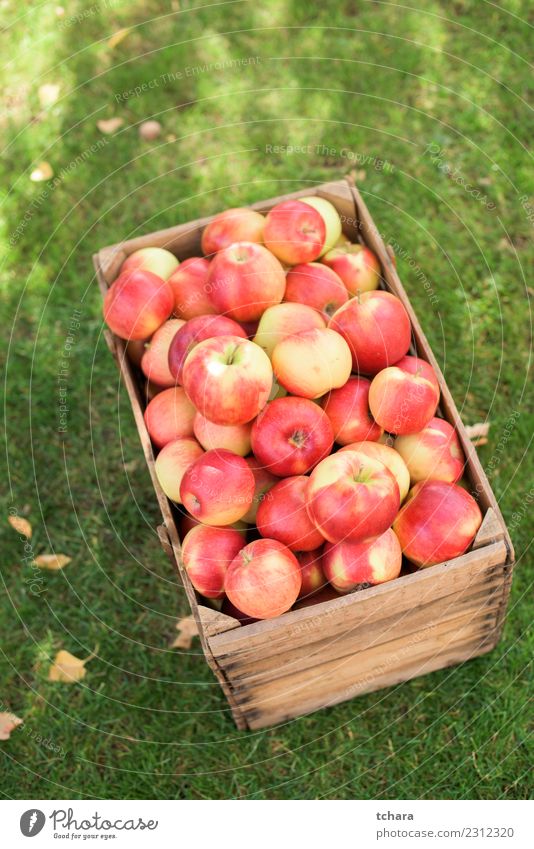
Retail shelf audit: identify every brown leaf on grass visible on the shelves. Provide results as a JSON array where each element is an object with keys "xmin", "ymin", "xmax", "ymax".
[
  {"xmin": 107, "ymin": 28, "xmax": 132, "ymax": 49},
  {"xmin": 0, "ymin": 712, "xmax": 23, "ymax": 741},
  {"xmin": 34, "ymin": 554, "xmax": 72, "ymax": 571},
  {"xmin": 38, "ymin": 83, "xmax": 60, "ymax": 108},
  {"xmin": 97, "ymin": 117, "xmax": 124, "ymax": 134},
  {"xmin": 465, "ymin": 422, "xmax": 490, "ymax": 446},
  {"xmin": 139, "ymin": 120, "xmax": 162, "ymax": 141},
  {"xmin": 48, "ymin": 648, "xmax": 97, "ymax": 683},
  {"xmin": 8, "ymin": 515, "xmax": 32, "ymax": 537},
  {"xmin": 171, "ymin": 616, "xmax": 198, "ymax": 650},
  {"xmin": 30, "ymin": 161, "xmax": 54, "ymax": 182}
]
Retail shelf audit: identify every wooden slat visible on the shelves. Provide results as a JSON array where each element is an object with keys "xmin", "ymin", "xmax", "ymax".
[{"xmin": 472, "ymin": 507, "xmax": 505, "ymax": 549}]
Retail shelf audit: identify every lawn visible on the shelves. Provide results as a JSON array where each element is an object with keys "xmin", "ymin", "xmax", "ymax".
[{"xmin": 0, "ymin": 0, "xmax": 532, "ymax": 800}]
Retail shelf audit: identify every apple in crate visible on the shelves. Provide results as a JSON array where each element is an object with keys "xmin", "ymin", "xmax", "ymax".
[
  {"xmin": 284, "ymin": 262, "xmax": 348, "ymax": 320},
  {"xmin": 369, "ymin": 356, "xmax": 440, "ymax": 435},
  {"xmin": 168, "ymin": 257, "xmax": 213, "ymax": 319},
  {"xmin": 264, "ymin": 197, "xmax": 341, "ymax": 264},
  {"xmin": 323, "ymin": 529, "xmax": 402, "ymax": 593},
  {"xmin": 251, "ymin": 396, "xmax": 334, "ymax": 476},
  {"xmin": 225, "ymin": 538, "xmax": 302, "ymax": 619},
  {"xmin": 339, "ymin": 440, "xmax": 411, "ymax": 501},
  {"xmin": 253, "ymin": 302, "xmax": 325, "ymax": 359},
  {"xmin": 393, "ymin": 480, "xmax": 482, "ymax": 568},
  {"xmin": 306, "ymin": 450, "xmax": 400, "ymax": 543},
  {"xmin": 201, "ymin": 207, "xmax": 265, "ymax": 256},
  {"xmin": 322, "ymin": 243, "xmax": 380, "ymax": 294},
  {"xmin": 207, "ymin": 242, "xmax": 286, "ymax": 322},
  {"xmin": 168, "ymin": 315, "xmax": 246, "ymax": 384},
  {"xmin": 321, "ymin": 376, "xmax": 383, "ymax": 445},
  {"xmin": 256, "ymin": 476, "xmax": 325, "ymax": 552},
  {"xmin": 297, "ymin": 549, "xmax": 327, "ymax": 598},
  {"xmin": 394, "ymin": 417, "xmax": 465, "ymax": 484},
  {"xmin": 121, "ymin": 246, "xmax": 179, "ymax": 280},
  {"xmin": 144, "ymin": 387, "xmax": 196, "ymax": 449},
  {"xmin": 140, "ymin": 318, "xmax": 184, "ymax": 387},
  {"xmin": 329, "ymin": 290, "xmax": 411, "ymax": 375},
  {"xmin": 155, "ymin": 437, "xmax": 204, "ymax": 503},
  {"xmin": 180, "ymin": 449, "xmax": 255, "ymax": 525},
  {"xmin": 272, "ymin": 327, "xmax": 352, "ymax": 399},
  {"xmin": 193, "ymin": 412, "xmax": 252, "ymax": 457},
  {"xmin": 182, "ymin": 335, "xmax": 273, "ymax": 426},
  {"xmin": 103, "ymin": 269, "xmax": 174, "ymax": 340},
  {"xmin": 241, "ymin": 457, "xmax": 279, "ymax": 523},
  {"xmin": 181, "ymin": 525, "xmax": 246, "ymax": 599}
]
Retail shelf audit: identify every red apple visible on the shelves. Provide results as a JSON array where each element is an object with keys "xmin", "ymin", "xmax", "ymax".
[
  {"xmin": 201, "ymin": 208, "xmax": 265, "ymax": 256},
  {"xmin": 368, "ymin": 358, "xmax": 439, "ymax": 435},
  {"xmin": 253, "ymin": 302, "xmax": 325, "ymax": 358},
  {"xmin": 339, "ymin": 440, "xmax": 411, "ymax": 501},
  {"xmin": 392, "ymin": 355, "xmax": 440, "ymax": 395},
  {"xmin": 393, "ymin": 480, "xmax": 482, "ymax": 568},
  {"xmin": 306, "ymin": 450, "xmax": 400, "ymax": 543},
  {"xmin": 180, "ymin": 449, "xmax": 255, "ymax": 525},
  {"xmin": 272, "ymin": 327, "xmax": 352, "ymax": 399},
  {"xmin": 296, "ymin": 548, "xmax": 327, "ymax": 598},
  {"xmin": 251, "ymin": 397, "xmax": 334, "ymax": 476},
  {"xmin": 321, "ymin": 243, "xmax": 380, "ymax": 294},
  {"xmin": 322, "ymin": 528, "xmax": 402, "ymax": 592},
  {"xmin": 321, "ymin": 376, "xmax": 383, "ymax": 445},
  {"xmin": 263, "ymin": 197, "xmax": 341, "ymax": 265},
  {"xmin": 256, "ymin": 476, "xmax": 325, "ymax": 552},
  {"xmin": 329, "ymin": 290, "xmax": 411, "ymax": 375},
  {"xmin": 207, "ymin": 241, "xmax": 286, "ymax": 322},
  {"xmin": 121, "ymin": 246, "xmax": 179, "ymax": 280},
  {"xmin": 394, "ymin": 417, "xmax": 465, "ymax": 485},
  {"xmin": 144, "ymin": 386, "xmax": 196, "ymax": 449},
  {"xmin": 182, "ymin": 335, "xmax": 273, "ymax": 426},
  {"xmin": 154, "ymin": 437, "xmax": 204, "ymax": 503},
  {"xmin": 103, "ymin": 269, "xmax": 174, "ymax": 340},
  {"xmin": 168, "ymin": 257, "xmax": 214, "ymax": 319},
  {"xmin": 167, "ymin": 314, "xmax": 246, "ymax": 384},
  {"xmin": 140, "ymin": 318, "xmax": 184, "ymax": 387},
  {"xmin": 284, "ymin": 262, "xmax": 349, "ymax": 320},
  {"xmin": 241, "ymin": 457, "xmax": 279, "ymax": 523},
  {"xmin": 181, "ymin": 524, "xmax": 246, "ymax": 599},
  {"xmin": 193, "ymin": 412, "xmax": 252, "ymax": 456},
  {"xmin": 225, "ymin": 538, "xmax": 301, "ymax": 619}
]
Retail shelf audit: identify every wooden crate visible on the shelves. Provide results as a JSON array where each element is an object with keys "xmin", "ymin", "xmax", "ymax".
[{"xmin": 93, "ymin": 178, "xmax": 515, "ymax": 730}]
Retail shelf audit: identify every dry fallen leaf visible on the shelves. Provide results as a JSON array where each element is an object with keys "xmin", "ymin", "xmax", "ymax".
[
  {"xmin": 48, "ymin": 648, "xmax": 97, "ymax": 683},
  {"xmin": 30, "ymin": 161, "xmax": 54, "ymax": 182},
  {"xmin": 34, "ymin": 554, "xmax": 72, "ymax": 571},
  {"xmin": 108, "ymin": 28, "xmax": 132, "ymax": 49},
  {"xmin": 97, "ymin": 117, "xmax": 124, "ymax": 134},
  {"xmin": 38, "ymin": 83, "xmax": 60, "ymax": 108},
  {"xmin": 0, "ymin": 712, "xmax": 23, "ymax": 741},
  {"xmin": 465, "ymin": 422, "xmax": 490, "ymax": 446},
  {"xmin": 8, "ymin": 515, "xmax": 32, "ymax": 538},
  {"xmin": 171, "ymin": 616, "xmax": 198, "ymax": 650},
  {"xmin": 139, "ymin": 120, "xmax": 162, "ymax": 141}
]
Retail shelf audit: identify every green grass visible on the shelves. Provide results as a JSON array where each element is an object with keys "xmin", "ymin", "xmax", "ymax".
[{"xmin": 0, "ymin": 0, "xmax": 532, "ymax": 800}]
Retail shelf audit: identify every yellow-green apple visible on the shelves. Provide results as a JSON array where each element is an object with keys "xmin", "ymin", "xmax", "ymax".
[
  {"xmin": 339, "ymin": 440, "xmax": 411, "ymax": 501},
  {"xmin": 253, "ymin": 302, "xmax": 325, "ymax": 358},
  {"xmin": 256, "ymin": 476, "xmax": 325, "ymax": 552},
  {"xmin": 321, "ymin": 243, "xmax": 380, "ymax": 294},
  {"xmin": 121, "ymin": 246, "xmax": 179, "ymax": 280},
  {"xmin": 263, "ymin": 197, "xmax": 341, "ymax": 264},
  {"xmin": 321, "ymin": 376, "xmax": 383, "ymax": 445},
  {"xmin": 181, "ymin": 524, "xmax": 246, "ymax": 599},
  {"xmin": 201, "ymin": 208, "xmax": 265, "ymax": 256},
  {"xmin": 144, "ymin": 386, "xmax": 196, "ymax": 449},
  {"xmin": 167, "ymin": 315, "xmax": 246, "ymax": 384},
  {"xmin": 306, "ymin": 450, "xmax": 400, "ymax": 543},
  {"xmin": 368, "ymin": 357, "xmax": 440, "ymax": 435},
  {"xmin": 154, "ymin": 436, "xmax": 204, "ymax": 503},
  {"xmin": 182, "ymin": 335, "xmax": 273, "ymax": 425},
  {"xmin": 180, "ymin": 449, "xmax": 255, "ymax": 525},
  {"xmin": 103, "ymin": 269, "xmax": 174, "ymax": 340},
  {"xmin": 393, "ymin": 480, "xmax": 482, "ymax": 567},
  {"xmin": 224, "ymin": 538, "xmax": 301, "ymax": 619},
  {"xmin": 241, "ymin": 457, "xmax": 278, "ymax": 523},
  {"xmin": 284, "ymin": 262, "xmax": 349, "ymax": 319},
  {"xmin": 251, "ymin": 397, "xmax": 334, "ymax": 476},
  {"xmin": 394, "ymin": 417, "xmax": 465, "ymax": 485},
  {"xmin": 207, "ymin": 242, "xmax": 285, "ymax": 322},
  {"xmin": 272, "ymin": 327, "xmax": 352, "ymax": 398},
  {"xmin": 140, "ymin": 318, "xmax": 184, "ymax": 387},
  {"xmin": 296, "ymin": 548, "xmax": 327, "ymax": 598},
  {"xmin": 322, "ymin": 528, "xmax": 402, "ymax": 592},
  {"xmin": 329, "ymin": 290, "xmax": 411, "ymax": 374},
  {"xmin": 168, "ymin": 257, "xmax": 213, "ymax": 319},
  {"xmin": 221, "ymin": 597, "xmax": 259, "ymax": 625},
  {"xmin": 193, "ymin": 412, "xmax": 252, "ymax": 456}
]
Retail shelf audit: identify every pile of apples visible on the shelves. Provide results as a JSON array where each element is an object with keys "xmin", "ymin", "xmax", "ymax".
[{"xmin": 103, "ymin": 197, "xmax": 483, "ymax": 621}]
